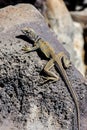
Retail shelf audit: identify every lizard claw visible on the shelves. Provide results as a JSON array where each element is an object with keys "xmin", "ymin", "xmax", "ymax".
[{"xmin": 22, "ymin": 45, "xmax": 31, "ymax": 52}]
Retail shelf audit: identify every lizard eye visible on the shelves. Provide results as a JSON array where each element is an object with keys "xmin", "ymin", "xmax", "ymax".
[{"xmin": 24, "ymin": 30, "xmax": 30, "ymax": 36}]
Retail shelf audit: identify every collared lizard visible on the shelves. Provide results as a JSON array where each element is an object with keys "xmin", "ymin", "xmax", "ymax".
[{"xmin": 21, "ymin": 27, "xmax": 80, "ymax": 130}]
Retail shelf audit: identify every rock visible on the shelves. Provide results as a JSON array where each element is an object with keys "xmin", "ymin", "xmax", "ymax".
[
  {"xmin": 45, "ymin": 0, "xmax": 85, "ymax": 76},
  {"xmin": 84, "ymin": 0, "xmax": 87, "ymax": 4},
  {"xmin": 71, "ymin": 10, "xmax": 87, "ymax": 76},
  {"xmin": 0, "ymin": 0, "xmax": 36, "ymax": 8},
  {"xmin": 71, "ymin": 10, "xmax": 87, "ymax": 29},
  {"xmin": 72, "ymin": 22, "xmax": 86, "ymax": 76},
  {"xmin": 0, "ymin": 4, "xmax": 87, "ymax": 130}
]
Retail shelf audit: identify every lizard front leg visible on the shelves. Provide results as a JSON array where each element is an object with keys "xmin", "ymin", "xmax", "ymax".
[
  {"xmin": 22, "ymin": 44, "xmax": 39, "ymax": 52},
  {"xmin": 43, "ymin": 59, "xmax": 59, "ymax": 82}
]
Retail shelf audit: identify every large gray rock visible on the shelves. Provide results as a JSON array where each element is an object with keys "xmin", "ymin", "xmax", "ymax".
[{"xmin": 0, "ymin": 4, "xmax": 87, "ymax": 130}]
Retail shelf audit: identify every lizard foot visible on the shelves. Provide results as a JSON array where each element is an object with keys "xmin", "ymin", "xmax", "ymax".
[
  {"xmin": 39, "ymin": 76, "xmax": 59, "ymax": 85},
  {"xmin": 22, "ymin": 45, "xmax": 31, "ymax": 52}
]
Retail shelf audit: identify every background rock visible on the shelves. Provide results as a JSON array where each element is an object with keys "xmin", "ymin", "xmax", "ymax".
[{"xmin": 44, "ymin": 0, "xmax": 85, "ymax": 76}]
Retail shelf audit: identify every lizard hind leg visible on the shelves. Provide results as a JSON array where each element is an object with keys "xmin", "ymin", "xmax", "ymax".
[
  {"xmin": 62, "ymin": 55, "xmax": 71, "ymax": 69},
  {"xmin": 56, "ymin": 52, "xmax": 71, "ymax": 69},
  {"xmin": 43, "ymin": 59, "xmax": 59, "ymax": 82}
]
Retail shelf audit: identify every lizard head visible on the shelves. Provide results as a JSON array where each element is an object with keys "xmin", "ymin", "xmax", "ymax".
[{"xmin": 21, "ymin": 27, "xmax": 38, "ymax": 41}]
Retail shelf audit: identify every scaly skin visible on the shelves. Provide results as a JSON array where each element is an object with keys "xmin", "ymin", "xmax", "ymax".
[{"xmin": 21, "ymin": 27, "xmax": 80, "ymax": 130}]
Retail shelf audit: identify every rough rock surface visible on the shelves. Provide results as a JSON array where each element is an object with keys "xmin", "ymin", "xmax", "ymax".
[{"xmin": 0, "ymin": 4, "xmax": 87, "ymax": 130}]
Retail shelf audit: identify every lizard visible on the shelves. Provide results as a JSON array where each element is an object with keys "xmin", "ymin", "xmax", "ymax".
[{"xmin": 21, "ymin": 27, "xmax": 80, "ymax": 130}]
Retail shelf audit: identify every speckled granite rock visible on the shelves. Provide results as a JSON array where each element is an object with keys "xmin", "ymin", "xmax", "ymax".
[{"xmin": 0, "ymin": 4, "xmax": 87, "ymax": 130}]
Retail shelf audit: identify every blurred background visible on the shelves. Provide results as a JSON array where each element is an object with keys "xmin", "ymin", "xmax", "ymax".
[{"xmin": 0, "ymin": 0, "xmax": 87, "ymax": 78}]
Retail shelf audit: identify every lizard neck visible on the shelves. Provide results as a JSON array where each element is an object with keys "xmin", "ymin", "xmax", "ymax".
[
  {"xmin": 35, "ymin": 36, "xmax": 41, "ymax": 42},
  {"xmin": 50, "ymin": 51, "xmax": 56, "ymax": 59}
]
